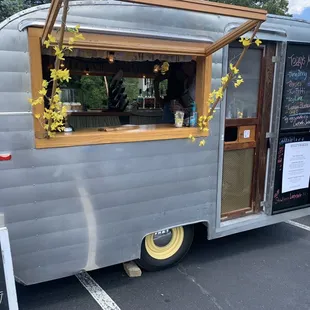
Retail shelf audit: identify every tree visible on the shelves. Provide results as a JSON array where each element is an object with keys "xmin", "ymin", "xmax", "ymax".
[
  {"xmin": 211, "ymin": 0, "xmax": 290, "ymax": 16},
  {"xmin": 23, "ymin": 0, "xmax": 51, "ymax": 9},
  {"xmin": 0, "ymin": 0, "xmax": 51, "ymax": 23}
]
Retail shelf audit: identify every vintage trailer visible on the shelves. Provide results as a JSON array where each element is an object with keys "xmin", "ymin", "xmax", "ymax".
[{"xmin": 0, "ymin": 1, "xmax": 309, "ymax": 285}]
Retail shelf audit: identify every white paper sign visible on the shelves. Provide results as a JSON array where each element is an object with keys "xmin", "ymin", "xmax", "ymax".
[
  {"xmin": 243, "ymin": 130, "xmax": 250, "ymax": 139},
  {"xmin": 282, "ymin": 141, "xmax": 310, "ymax": 193}
]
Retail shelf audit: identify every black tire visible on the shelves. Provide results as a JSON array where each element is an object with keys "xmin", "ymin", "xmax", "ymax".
[{"xmin": 136, "ymin": 225, "xmax": 194, "ymax": 272}]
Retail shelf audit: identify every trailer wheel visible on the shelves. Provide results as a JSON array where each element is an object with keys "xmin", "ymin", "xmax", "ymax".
[{"xmin": 136, "ymin": 225, "xmax": 194, "ymax": 271}]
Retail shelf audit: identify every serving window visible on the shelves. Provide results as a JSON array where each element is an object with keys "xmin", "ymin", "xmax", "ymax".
[{"xmin": 28, "ymin": 28, "xmax": 211, "ymax": 149}]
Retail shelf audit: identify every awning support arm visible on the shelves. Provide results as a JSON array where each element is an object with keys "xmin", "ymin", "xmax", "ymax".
[
  {"xmin": 205, "ymin": 19, "xmax": 260, "ymax": 57},
  {"xmin": 41, "ymin": 0, "xmax": 63, "ymax": 46}
]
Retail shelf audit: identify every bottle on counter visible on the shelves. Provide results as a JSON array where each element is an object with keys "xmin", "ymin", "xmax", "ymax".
[
  {"xmin": 137, "ymin": 89, "xmax": 144, "ymax": 109},
  {"xmin": 189, "ymin": 101, "xmax": 198, "ymax": 127}
]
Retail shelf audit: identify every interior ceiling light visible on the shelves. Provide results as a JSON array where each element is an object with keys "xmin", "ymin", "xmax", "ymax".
[{"xmin": 108, "ymin": 52, "xmax": 115, "ymax": 64}]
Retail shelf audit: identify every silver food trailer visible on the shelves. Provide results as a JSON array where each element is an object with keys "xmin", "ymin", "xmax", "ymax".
[{"xmin": 0, "ymin": 0, "xmax": 309, "ymax": 286}]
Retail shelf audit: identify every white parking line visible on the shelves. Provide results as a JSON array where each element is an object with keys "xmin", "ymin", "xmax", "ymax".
[
  {"xmin": 286, "ymin": 220, "xmax": 310, "ymax": 232},
  {"xmin": 76, "ymin": 272, "xmax": 121, "ymax": 310}
]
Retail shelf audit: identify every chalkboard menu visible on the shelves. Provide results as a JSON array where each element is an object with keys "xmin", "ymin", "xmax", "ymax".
[
  {"xmin": 272, "ymin": 132, "xmax": 310, "ymax": 214},
  {"xmin": 281, "ymin": 44, "xmax": 310, "ymax": 130}
]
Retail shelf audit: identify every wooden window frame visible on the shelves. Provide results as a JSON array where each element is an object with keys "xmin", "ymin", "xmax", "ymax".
[{"xmin": 28, "ymin": 27, "xmax": 211, "ymax": 149}]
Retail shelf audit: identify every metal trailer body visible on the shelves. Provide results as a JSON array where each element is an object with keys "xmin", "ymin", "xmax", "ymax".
[{"xmin": 0, "ymin": 1, "xmax": 309, "ymax": 285}]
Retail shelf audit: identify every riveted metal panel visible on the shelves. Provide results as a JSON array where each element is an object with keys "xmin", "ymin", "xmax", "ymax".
[
  {"xmin": 0, "ymin": 51, "xmax": 30, "ymax": 73},
  {"xmin": 0, "ymin": 94, "xmax": 31, "ymax": 113},
  {"xmin": 3, "ymin": 0, "xmax": 310, "ymax": 285},
  {"xmin": 0, "ymin": 72, "xmax": 30, "ymax": 93},
  {"xmin": 0, "ymin": 29, "xmax": 28, "ymax": 52},
  {"xmin": 0, "ymin": 131, "xmax": 34, "ymax": 152},
  {"xmin": 0, "ymin": 115, "xmax": 32, "ymax": 132}
]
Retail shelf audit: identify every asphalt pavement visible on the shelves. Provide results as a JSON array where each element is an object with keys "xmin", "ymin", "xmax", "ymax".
[{"xmin": 16, "ymin": 216, "xmax": 310, "ymax": 310}]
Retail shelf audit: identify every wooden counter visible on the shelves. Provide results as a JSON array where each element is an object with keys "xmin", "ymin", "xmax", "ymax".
[{"xmin": 35, "ymin": 124, "xmax": 207, "ymax": 149}]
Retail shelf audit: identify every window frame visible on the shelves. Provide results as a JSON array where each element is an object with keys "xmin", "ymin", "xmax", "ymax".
[{"xmin": 28, "ymin": 27, "xmax": 212, "ymax": 149}]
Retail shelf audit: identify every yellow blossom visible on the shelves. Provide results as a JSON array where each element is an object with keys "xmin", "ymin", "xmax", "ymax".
[
  {"xmin": 255, "ymin": 38, "xmax": 262, "ymax": 46},
  {"xmin": 203, "ymin": 127, "xmax": 209, "ymax": 132},
  {"xmin": 48, "ymin": 34, "xmax": 56, "ymax": 43},
  {"xmin": 74, "ymin": 33, "xmax": 85, "ymax": 41},
  {"xmin": 221, "ymin": 74, "xmax": 229, "ymax": 85},
  {"xmin": 50, "ymin": 69, "xmax": 57, "ymax": 80},
  {"xmin": 69, "ymin": 37, "xmax": 76, "ymax": 45},
  {"xmin": 61, "ymin": 106, "xmax": 67, "ymax": 114},
  {"xmin": 39, "ymin": 88, "xmax": 47, "ymax": 96},
  {"xmin": 53, "ymin": 46, "xmax": 65, "ymax": 60},
  {"xmin": 215, "ymin": 87, "xmax": 223, "ymax": 99},
  {"xmin": 229, "ymin": 63, "xmax": 239, "ymax": 74},
  {"xmin": 31, "ymin": 96, "xmax": 44, "ymax": 106},
  {"xmin": 42, "ymin": 80, "xmax": 49, "ymax": 88},
  {"xmin": 67, "ymin": 46, "xmax": 73, "ymax": 52},
  {"xmin": 53, "ymin": 94, "xmax": 60, "ymax": 103},
  {"xmin": 34, "ymin": 114, "xmax": 40, "ymax": 119},
  {"xmin": 48, "ymin": 131, "xmax": 56, "ymax": 138},
  {"xmin": 44, "ymin": 40, "xmax": 51, "ymax": 48},
  {"xmin": 234, "ymin": 78, "xmax": 244, "ymax": 88},
  {"xmin": 242, "ymin": 38, "xmax": 251, "ymax": 47},
  {"xmin": 199, "ymin": 140, "xmax": 206, "ymax": 147},
  {"xmin": 50, "ymin": 69, "xmax": 71, "ymax": 82},
  {"xmin": 161, "ymin": 62, "xmax": 170, "ymax": 74}
]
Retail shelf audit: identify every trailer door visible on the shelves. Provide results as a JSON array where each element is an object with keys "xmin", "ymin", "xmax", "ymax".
[{"xmin": 221, "ymin": 42, "xmax": 276, "ymax": 220}]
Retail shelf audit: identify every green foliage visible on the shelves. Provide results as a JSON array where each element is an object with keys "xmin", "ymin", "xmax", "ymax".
[
  {"xmin": 123, "ymin": 78, "xmax": 139, "ymax": 103},
  {"xmin": 0, "ymin": 0, "xmax": 51, "ymax": 23},
  {"xmin": 211, "ymin": 0, "xmax": 290, "ymax": 15},
  {"xmin": 79, "ymin": 76, "xmax": 108, "ymax": 109},
  {"xmin": 62, "ymin": 75, "xmax": 141, "ymax": 110}
]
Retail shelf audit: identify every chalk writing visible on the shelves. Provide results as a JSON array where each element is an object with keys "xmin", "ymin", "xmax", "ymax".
[{"xmin": 281, "ymin": 45, "xmax": 310, "ymax": 130}]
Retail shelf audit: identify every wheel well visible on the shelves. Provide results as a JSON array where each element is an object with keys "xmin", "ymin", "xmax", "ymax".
[{"xmin": 140, "ymin": 221, "xmax": 209, "ymax": 245}]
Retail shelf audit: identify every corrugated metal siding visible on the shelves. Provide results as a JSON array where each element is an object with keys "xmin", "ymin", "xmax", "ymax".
[{"xmin": 4, "ymin": 1, "xmax": 310, "ymax": 285}]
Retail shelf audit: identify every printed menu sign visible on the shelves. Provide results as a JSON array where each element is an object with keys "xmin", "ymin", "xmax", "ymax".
[
  {"xmin": 282, "ymin": 142, "xmax": 310, "ymax": 193},
  {"xmin": 272, "ymin": 132, "xmax": 310, "ymax": 214},
  {"xmin": 281, "ymin": 44, "xmax": 310, "ymax": 130}
]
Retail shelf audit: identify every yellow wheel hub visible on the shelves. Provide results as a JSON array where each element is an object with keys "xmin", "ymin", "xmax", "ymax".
[{"xmin": 145, "ymin": 227, "xmax": 184, "ymax": 260}]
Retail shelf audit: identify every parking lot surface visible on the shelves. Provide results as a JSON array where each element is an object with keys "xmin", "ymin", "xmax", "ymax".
[{"xmin": 17, "ymin": 217, "xmax": 310, "ymax": 310}]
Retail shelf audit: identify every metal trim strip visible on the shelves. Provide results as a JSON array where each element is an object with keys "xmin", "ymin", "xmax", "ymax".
[
  {"xmin": 0, "ymin": 112, "xmax": 32, "ymax": 116},
  {"xmin": 19, "ymin": 19, "xmax": 214, "ymax": 43}
]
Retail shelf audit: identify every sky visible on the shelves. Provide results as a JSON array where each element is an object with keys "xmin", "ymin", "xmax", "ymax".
[{"xmin": 289, "ymin": 0, "xmax": 310, "ymax": 20}]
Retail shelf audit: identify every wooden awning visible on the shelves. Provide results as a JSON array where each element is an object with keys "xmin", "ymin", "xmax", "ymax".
[
  {"xmin": 41, "ymin": 0, "xmax": 267, "ymax": 57},
  {"xmin": 119, "ymin": 0, "xmax": 267, "ymax": 21}
]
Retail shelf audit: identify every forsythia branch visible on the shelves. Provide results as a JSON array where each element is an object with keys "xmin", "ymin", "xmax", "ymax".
[
  {"xmin": 190, "ymin": 28, "xmax": 262, "ymax": 146},
  {"xmin": 28, "ymin": 0, "xmax": 85, "ymax": 138}
]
